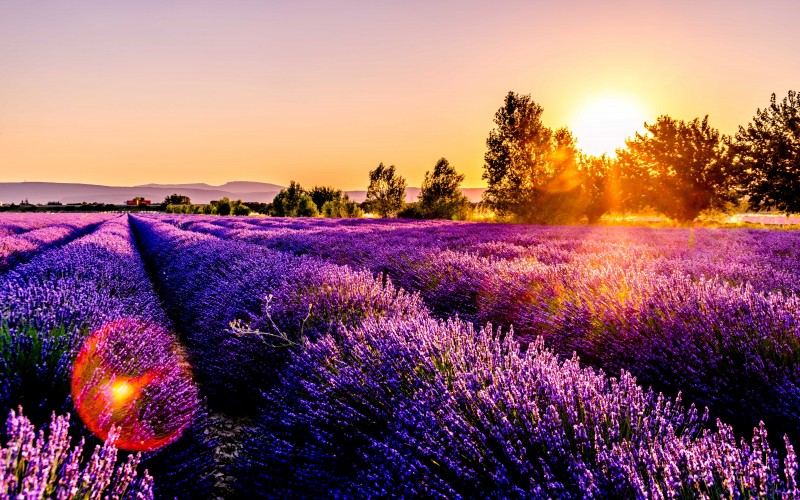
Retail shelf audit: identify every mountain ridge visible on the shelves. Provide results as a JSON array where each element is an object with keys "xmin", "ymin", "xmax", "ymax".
[{"xmin": 0, "ymin": 182, "xmax": 485, "ymax": 204}]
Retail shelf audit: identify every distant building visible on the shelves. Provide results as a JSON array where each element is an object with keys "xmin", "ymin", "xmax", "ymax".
[{"xmin": 126, "ymin": 198, "xmax": 152, "ymax": 206}]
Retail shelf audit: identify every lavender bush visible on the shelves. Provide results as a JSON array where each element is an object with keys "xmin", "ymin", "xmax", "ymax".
[
  {"xmin": 0, "ymin": 216, "xmax": 215, "ymax": 498},
  {"xmin": 0, "ymin": 214, "xmax": 110, "ymax": 272},
  {"xmin": 130, "ymin": 215, "xmax": 426, "ymax": 415},
  {"xmin": 165, "ymin": 215, "xmax": 800, "ymax": 443},
  {"xmin": 0, "ymin": 213, "xmax": 109, "ymax": 234},
  {"xmin": 0, "ymin": 324, "xmax": 80, "ymax": 428},
  {"xmin": 239, "ymin": 315, "xmax": 800, "ymax": 498},
  {"xmin": 0, "ymin": 408, "xmax": 154, "ymax": 499},
  {"xmin": 5, "ymin": 212, "xmax": 800, "ymax": 497}
]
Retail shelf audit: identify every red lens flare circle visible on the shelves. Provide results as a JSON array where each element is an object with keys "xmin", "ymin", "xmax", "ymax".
[{"xmin": 71, "ymin": 319, "xmax": 198, "ymax": 451}]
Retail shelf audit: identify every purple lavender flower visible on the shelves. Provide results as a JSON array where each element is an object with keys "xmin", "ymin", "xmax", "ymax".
[{"xmin": 0, "ymin": 408, "xmax": 154, "ymax": 499}]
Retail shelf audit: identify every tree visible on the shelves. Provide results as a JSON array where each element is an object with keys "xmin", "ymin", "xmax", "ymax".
[
  {"xmin": 214, "ymin": 197, "xmax": 232, "ymax": 216},
  {"xmin": 418, "ymin": 158, "xmax": 471, "ymax": 219},
  {"xmin": 163, "ymin": 193, "xmax": 191, "ymax": 206},
  {"xmin": 482, "ymin": 91, "xmax": 582, "ymax": 223},
  {"xmin": 244, "ymin": 201, "xmax": 271, "ymax": 215},
  {"xmin": 616, "ymin": 115, "xmax": 733, "ymax": 222},
  {"xmin": 308, "ymin": 186, "xmax": 342, "ymax": 212},
  {"xmin": 321, "ymin": 195, "xmax": 363, "ymax": 218},
  {"xmin": 733, "ymin": 90, "xmax": 800, "ymax": 214},
  {"xmin": 231, "ymin": 200, "xmax": 251, "ymax": 216},
  {"xmin": 579, "ymin": 154, "xmax": 619, "ymax": 224},
  {"xmin": 271, "ymin": 181, "xmax": 319, "ymax": 217},
  {"xmin": 365, "ymin": 163, "xmax": 406, "ymax": 217}
]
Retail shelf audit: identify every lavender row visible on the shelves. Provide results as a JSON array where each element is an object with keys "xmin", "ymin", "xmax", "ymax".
[
  {"xmin": 128, "ymin": 214, "xmax": 426, "ymax": 415},
  {"xmin": 131, "ymin": 215, "xmax": 800, "ymax": 496},
  {"xmin": 0, "ymin": 213, "xmax": 112, "ymax": 272},
  {"xmin": 170, "ymin": 214, "xmax": 800, "ymax": 296},
  {"xmin": 163, "ymin": 216, "xmax": 800, "ymax": 443},
  {"xmin": 0, "ymin": 213, "xmax": 109, "ymax": 235},
  {"xmin": 239, "ymin": 313, "xmax": 799, "ymax": 497},
  {"xmin": 129, "ymin": 215, "xmax": 428, "ymax": 495},
  {"xmin": 0, "ymin": 216, "xmax": 214, "ymax": 498}
]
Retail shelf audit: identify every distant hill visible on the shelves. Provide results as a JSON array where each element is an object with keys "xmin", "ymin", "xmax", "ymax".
[
  {"xmin": 0, "ymin": 181, "xmax": 284, "ymax": 205},
  {"xmin": 0, "ymin": 181, "xmax": 485, "ymax": 205},
  {"xmin": 135, "ymin": 181, "xmax": 285, "ymax": 194}
]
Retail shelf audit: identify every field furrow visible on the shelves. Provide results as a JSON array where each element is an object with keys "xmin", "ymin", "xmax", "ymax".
[{"xmin": 0, "ymin": 215, "xmax": 215, "ymax": 499}]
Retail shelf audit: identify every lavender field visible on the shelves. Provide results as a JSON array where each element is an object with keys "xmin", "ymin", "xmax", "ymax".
[{"xmin": 2, "ymin": 212, "xmax": 800, "ymax": 498}]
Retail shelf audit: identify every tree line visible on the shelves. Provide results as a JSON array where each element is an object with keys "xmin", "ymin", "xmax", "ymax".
[
  {"xmin": 252, "ymin": 159, "xmax": 472, "ymax": 220},
  {"xmin": 267, "ymin": 89, "xmax": 797, "ymax": 223},
  {"xmin": 164, "ymin": 88, "xmax": 798, "ymax": 222},
  {"xmin": 482, "ymin": 89, "xmax": 800, "ymax": 223},
  {"xmin": 163, "ymin": 195, "xmax": 252, "ymax": 216}
]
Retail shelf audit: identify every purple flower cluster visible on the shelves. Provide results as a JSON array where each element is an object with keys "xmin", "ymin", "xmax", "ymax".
[
  {"xmin": 131, "ymin": 214, "xmax": 800, "ymax": 496},
  {"xmin": 243, "ymin": 315, "xmax": 799, "ymax": 497},
  {"xmin": 129, "ymin": 215, "xmax": 425, "ymax": 415},
  {"xmin": 0, "ymin": 213, "xmax": 111, "ymax": 272},
  {"xmin": 1, "ymin": 408, "xmax": 154, "ymax": 499},
  {"xmin": 162, "ymin": 215, "xmax": 800, "ymax": 443},
  {"xmin": 0, "ymin": 216, "xmax": 215, "ymax": 497},
  {"xmin": 165, "ymin": 215, "xmax": 800, "ymax": 296},
  {"xmin": 5, "ymin": 212, "xmax": 800, "ymax": 497}
]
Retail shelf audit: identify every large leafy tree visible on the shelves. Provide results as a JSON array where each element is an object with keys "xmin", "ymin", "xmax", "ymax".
[
  {"xmin": 482, "ymin": 91, "xmax": 582, "ymax": 223},
  {"xmin": 617, "ymin": 115, "xmax": 733, "ymax": 222},
  {"xmin": 733, "ymin": 90, "xmax": 800, "ymax": 214},
  {"xmin": 579, "ymin": 154, "xmax": 619, "ymax": 224},
  {"xmin": 365, "ymin": 163, "xmax": 406, "ymax": 217},
  {"xmin": 418, "ymin": 158, "xmax": 471, "ymax": 219},
  {"xmin": 214, "ymin": 197, "xmax": 232, "ymax": 216},
  {"xmin": 272, "ymin": 181, "xmax": 319, "ymax": 217}
]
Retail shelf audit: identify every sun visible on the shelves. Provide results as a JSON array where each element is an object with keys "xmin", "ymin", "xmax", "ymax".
[{"xmin": 569, "ymin": 95, "xmax": 649, "ymax": 157}]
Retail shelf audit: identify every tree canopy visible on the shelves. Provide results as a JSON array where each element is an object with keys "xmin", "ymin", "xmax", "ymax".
[
  {"xmin": 308, "ymin": 186, "xmax": 342, "ymax": 213},
  {"xmin": 304, "ymin": 185, "xmax": 363, "ymax": 218},
  {"xmin": 733, "ymin": 90, "xmax": 800, "ymax": 214},
  {"xmin": 164, "ymin": 193, "xmax": 191, "ymax": 206},
  {"xmin": 365, "ymin": 163, "xmax": 406, "ymax": 218},
  {"xmin": 617, "ymin": 115, "xmax": 733, "ymax": 222},
  {"xmin": 418, "ymin": 158, "xmax": 471, "ymax": 220},
  {"xmin": 579, "ymin": 154, "xmax": 618, "ymax": 224},
  {"xmin": 321, "ymin": 195, "xmax": 363, "ymax": 218},
  {"xmin": 482, "ymin": 91, "xmax": 582, "ymax": 223},
  {"xmin": 214, "ymin": 197, "xmax": 232, "ymax": 216},
  {"xmin": 272, "ymin": 181, "xmax": 319, "ymax": 217}
]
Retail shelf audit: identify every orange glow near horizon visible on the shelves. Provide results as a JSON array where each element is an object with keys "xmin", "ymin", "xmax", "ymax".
[{"xmin": 1, "ymin": 2, "xmax": 798, "ymax": 188}]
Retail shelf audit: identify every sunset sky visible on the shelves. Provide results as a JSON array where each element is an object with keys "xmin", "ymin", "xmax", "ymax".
[{"xmin": 1, "ymin": 0, "xmax": 798, "ymax": 190}]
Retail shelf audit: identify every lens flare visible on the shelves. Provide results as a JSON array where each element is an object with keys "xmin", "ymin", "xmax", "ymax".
[
  {"xmin": 111, "ymin": 380, "xmax": 135, "ymax": 405},
  {"xmin": 71, "ymin": 318, "xmax": 198, "ymax": 451}
]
